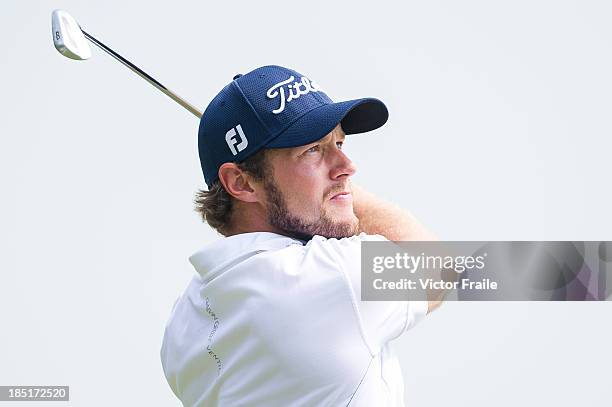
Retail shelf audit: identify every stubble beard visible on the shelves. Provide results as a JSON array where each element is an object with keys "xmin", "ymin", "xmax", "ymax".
[{"xmin": 264, "ymin": 177, "xmax": 359, "ymax": 241}]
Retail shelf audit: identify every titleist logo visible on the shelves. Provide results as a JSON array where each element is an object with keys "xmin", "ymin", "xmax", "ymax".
[{"xmin": 266, "ymin": 75, "xmax": 322, "ymax": 114}]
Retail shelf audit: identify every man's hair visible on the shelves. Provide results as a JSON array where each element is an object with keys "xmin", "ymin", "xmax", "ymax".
[{"xmin": 194, "ymin": 149, "xmax": 270, "ymax": 236}]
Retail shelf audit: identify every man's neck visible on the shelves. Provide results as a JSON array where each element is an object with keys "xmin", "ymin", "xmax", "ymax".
[{"xmin": 225, "ymin": 206, "xmax": 286, "ymax": 238}]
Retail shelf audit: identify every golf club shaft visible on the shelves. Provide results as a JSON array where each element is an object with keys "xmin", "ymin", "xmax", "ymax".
[{"xmin": 81, "ymin": 30, "xmax": 202, "ymax": 118}]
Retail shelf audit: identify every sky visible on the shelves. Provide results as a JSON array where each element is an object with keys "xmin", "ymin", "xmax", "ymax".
[{"xmin": 1, "ymin": 0, "xmax": 611, "ymax": 405}]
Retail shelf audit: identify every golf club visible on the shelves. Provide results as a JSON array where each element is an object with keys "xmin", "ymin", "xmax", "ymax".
[{"xmin": 51, "ymin": 9, "xmax": 202, "ymax": 118}]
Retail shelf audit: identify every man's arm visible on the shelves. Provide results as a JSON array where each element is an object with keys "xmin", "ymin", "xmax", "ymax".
[{"xmin": 351, "ymin": 184, "xmax": 444, "ymax": 313}]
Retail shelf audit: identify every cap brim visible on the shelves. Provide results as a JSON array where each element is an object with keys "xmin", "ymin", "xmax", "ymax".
[{"xmin": 265, "ymin": 98, "xmax": 388, "ymax": 148}]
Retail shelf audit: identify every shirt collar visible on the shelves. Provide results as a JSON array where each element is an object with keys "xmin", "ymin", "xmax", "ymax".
[{"xmin": 189, "ymin": 232, "xmax": 305, "ymax": 281}]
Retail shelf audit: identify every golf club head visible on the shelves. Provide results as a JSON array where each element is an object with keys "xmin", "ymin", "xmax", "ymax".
[{"xmin": 51, "ymin": 10, "xmax": 91, "ymax": 60}]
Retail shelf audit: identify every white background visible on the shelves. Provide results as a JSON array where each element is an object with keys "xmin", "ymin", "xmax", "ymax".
[{"xmin": 1, "ymin": 0, "xmax": 610, "ymax": 406}]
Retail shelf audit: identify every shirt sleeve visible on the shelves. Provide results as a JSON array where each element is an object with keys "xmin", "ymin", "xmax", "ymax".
[{"xmin": 310, "ymin": 233, "xmax": 429, "ymax": 354}]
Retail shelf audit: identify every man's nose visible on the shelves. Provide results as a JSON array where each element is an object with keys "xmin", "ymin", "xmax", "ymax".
[{"xmin": 329, "ymin": 148, "xmax": 357, "ymax": 180}]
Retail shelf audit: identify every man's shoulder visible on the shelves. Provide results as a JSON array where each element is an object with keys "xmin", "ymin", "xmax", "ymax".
[
  {"xmin": 260, "ymin": 232, "xmax": 390, "ymax": 264},
  {"xmin": 189, "ymin": 232, "xmax": 390, "ymax": 284},
  {"xmin": 267, "ymin": 232, "xmax": 389, "ymax": 274}
]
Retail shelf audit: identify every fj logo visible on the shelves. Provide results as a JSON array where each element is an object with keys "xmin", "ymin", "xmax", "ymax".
[{"xmin": 225, "ymin": 124, "xmax": 248, "ymax": 156}]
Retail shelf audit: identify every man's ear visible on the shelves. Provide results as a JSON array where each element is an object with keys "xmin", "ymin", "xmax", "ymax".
[{"xmin": 218, "ymin": 163, "xmax": 261, "ymax": 203}]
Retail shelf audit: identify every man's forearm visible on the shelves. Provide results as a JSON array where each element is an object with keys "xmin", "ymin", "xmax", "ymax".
[
  {"xmin": 351, "ymin": 184, "xmax": 437, "ymax": 241},
  {"xmin": 351, "ymin": 184, "xmax": 443, "ymax": 313}
]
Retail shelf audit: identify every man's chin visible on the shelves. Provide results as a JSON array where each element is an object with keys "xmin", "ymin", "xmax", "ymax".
[
  {"xmin": 313, "ymin": 218, "xmax": 360, "ymax": 240},
  {"xmin": 264, "ymin": 186, "xmax": 359, "ymax": 240},
  {"xmin": 277, "ymin": 218, "xmax": 359, "ymax": 241},
  {"xmin": 317, "ymin": 229, "xmax": 358, "ymax": 240}
]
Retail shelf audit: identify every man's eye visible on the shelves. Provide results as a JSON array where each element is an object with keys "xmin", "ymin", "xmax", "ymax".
[
  {"xmin": 306, "ymin": 145, "xmax": 320, "ymax": 153},
  {"xmin": 336, "ymin": 141, "xmax": 344, "ymax": 149}
]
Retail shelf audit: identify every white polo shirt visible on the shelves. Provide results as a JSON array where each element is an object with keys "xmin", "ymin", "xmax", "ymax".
[{"xmin": 160, "ymin": 232, "xmax": 428, "ymax": 407}]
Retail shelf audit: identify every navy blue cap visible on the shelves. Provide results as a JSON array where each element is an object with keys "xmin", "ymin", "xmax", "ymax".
[{"xmin": 198, "ymin": 65, "xmax": 388, "ymax": 187}]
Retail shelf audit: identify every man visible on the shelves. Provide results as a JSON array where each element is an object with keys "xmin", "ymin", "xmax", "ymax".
[{"xmin": 160, "ymin": 65, "xmax": 440, "ymax": 406}]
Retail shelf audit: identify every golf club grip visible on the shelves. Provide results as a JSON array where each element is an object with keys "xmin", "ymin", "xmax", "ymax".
[{"xmin": 81, "ymin": 30, "xmax": 202, "ymax": 119}]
